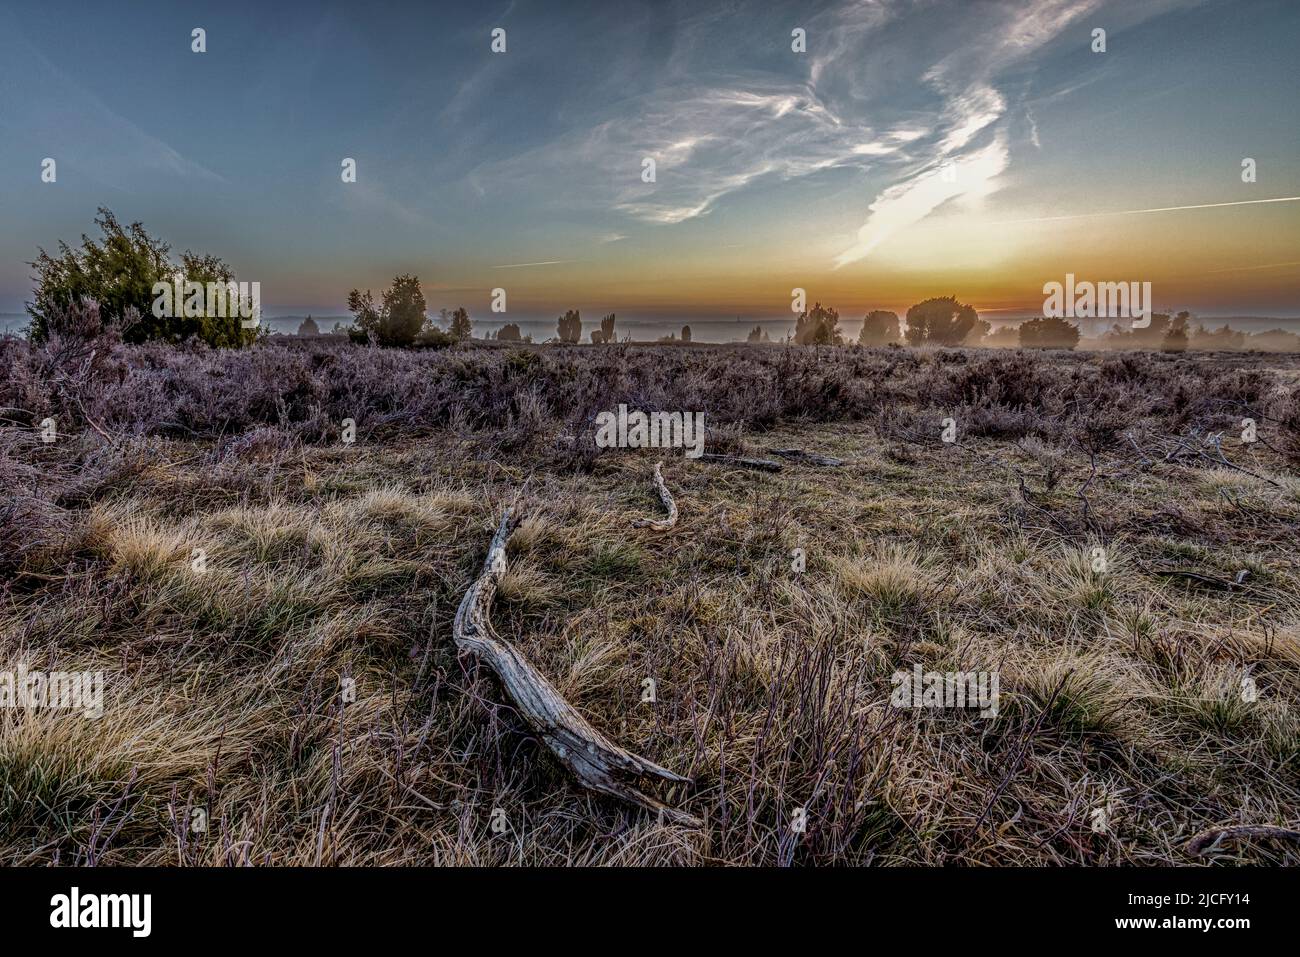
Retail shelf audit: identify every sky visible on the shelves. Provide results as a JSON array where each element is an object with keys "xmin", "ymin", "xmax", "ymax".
[{"xmin": 1, "ymin": 0, "xmax": 1298, "ymax": 328}]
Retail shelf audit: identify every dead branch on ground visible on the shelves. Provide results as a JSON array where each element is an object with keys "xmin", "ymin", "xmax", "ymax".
[
  {"xmin": 631, "ymin": 461, "xmax": 679, "ymax": 531},
  {"xmin": 453, "ymin": 508, "xmax": 700, "ymax": 826}
]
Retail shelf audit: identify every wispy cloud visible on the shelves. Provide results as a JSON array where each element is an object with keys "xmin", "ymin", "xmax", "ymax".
[
  {"xmin": 468, "ymin": 0, "xmax": 1202, "ymax": 269},
  {"xmin": 834, "ymin": 136, "xmax": 1011, "ymax": 268}
]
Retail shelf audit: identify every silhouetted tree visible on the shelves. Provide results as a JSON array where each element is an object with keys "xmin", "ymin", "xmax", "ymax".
[
  {"xmin": 1018, "ymin": 316, "xmax": 1080, "ymax": 350},
  {"xmin": 681, "ymin": 324, "xmax": 692, "ymax": 342},
  {"xmin": 794, "ymin": 302, "xmax": 840, "ymax": 345},
  {"xmin": 589, "ymin": 313, "xmax": 617, "ymax": 344},
  {"xmin": 1104, "ymin": 313, "xmax": 1171, "ymax": 349},
  {"xmin": 904, "ymin": 296, "xmax": 979, "ymax": 346},
  {"xmin": 1189, "ymin": 322, "xmax": 1245, "ymax": 351},
  {"xmin": 448, "ymin": 307, "xmax": 472, "ymax": 340},
  {"xmin": 557, "ymin": 309, "xmax": 582, "ymax": 343},
  {"xmin": 347, "ymin": 274, "xmax": 428, "ymax": 347},
  {"xmin": 497, "ymin": 322, "xmax": 522, "ymax": 342},
  {"xmin": 746, "ymin": 325, "xmax": 769, "ymax": 343},
  {"xmin": 1162, "ymin": 311, "xmax": 1190, "ymax": 352},
  {"xmin": 858, "ymin": 310, "xmax": 900, "ymax": 346},
  {"xmin": 983, "ymin": 325, "xmax": 1021, "ymax": 348},
  {"xmin": 297, "ymin": 315, "xmax": 320, "ymax": 337}
]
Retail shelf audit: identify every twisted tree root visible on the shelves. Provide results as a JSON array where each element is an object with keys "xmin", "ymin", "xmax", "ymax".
[
  {"xmin": 631, "ymin": 461, "xmax": 678, "ymax": 531},
  {"xmin": 453, "ymin": 508, "xmax": 700, "ymax": 827}
]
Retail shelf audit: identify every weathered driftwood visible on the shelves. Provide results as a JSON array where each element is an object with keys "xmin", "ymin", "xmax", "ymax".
[
  {"xmin": 453, "ymin": 509, "xmax": 700, "ymax": 826},
  {"xmin": 768, "ymin": 447, "xmax": 845, "ymax": 467},
  {"xmin": 1187, "ymin": 824, "xmax": 1300, "ymax": 856},
  {"xmin": 698, "ymin": 453, "xmax": 783, "ymax": 472},
  {"xmin": 631, "ymin": 461, "xmax": 678, "ymax": 531}
]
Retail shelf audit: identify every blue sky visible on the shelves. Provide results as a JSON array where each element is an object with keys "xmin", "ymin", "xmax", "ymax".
[{"xmin": 1, "ymin": 0, "xmax": 1297, "ymax": 322}]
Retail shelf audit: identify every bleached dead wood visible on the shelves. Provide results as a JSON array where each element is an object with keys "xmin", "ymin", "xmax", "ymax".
[
  {"xmin": 631, "ymin": 461, "xmax": 678, "ymax": 531},
  {"xmin": 768, "ymin": 448, "xmax": 845, "ymax": 467},
  {"xmin": 453, "ymin": 508, "xmax": 700, "ymax": 826},
  {"xmin": 698, "ymin": 453, "xmax": 783, "ymax": 472}
]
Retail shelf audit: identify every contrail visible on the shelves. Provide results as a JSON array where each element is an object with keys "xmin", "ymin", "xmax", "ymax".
[
  {"xmin": 491, "ymin": 260, "xmax": 578, "ymax": 269},
  {"xmin": 1206, "ymin": 260, "xmax": 1300, "ymax": 274},
  {"xmin": 992, "ymin": 196, "xmax": 1300, "ymax": 226}
]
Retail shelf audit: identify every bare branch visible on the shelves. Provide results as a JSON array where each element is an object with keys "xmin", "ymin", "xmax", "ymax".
[{"xmin": 453, "ymin": 508, "xmax": 700, "ymax": 827}]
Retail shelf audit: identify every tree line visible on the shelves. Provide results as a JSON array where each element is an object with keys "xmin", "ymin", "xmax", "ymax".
[{"xmin": 23, "ymin": 211, "xmax": 1294, "ymax": 353}]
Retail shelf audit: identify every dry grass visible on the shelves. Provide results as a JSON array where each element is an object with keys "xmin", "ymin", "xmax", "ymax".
[{"xmin": 1, "ymin": 347, "xmax": 1298, "ymax": 866}]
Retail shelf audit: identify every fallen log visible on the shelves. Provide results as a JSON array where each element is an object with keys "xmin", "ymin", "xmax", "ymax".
[
  {"xmin": 1187, "ymin": 824, "xmax": 1300, "ymax": 856},
  {"xmin": 698, "ymin": 453, "xmax": 783, "ymax": 472},
  {"xmin": 453, "ymin": 508, "xmax": 700, "ymax": 826},
  {"xmin": 768, "ymin": 447, "xmax": 845, "ymax": 467},
  {"xmin": 631, "ymin": 461, "xmax": 678, "ymax": 531}
]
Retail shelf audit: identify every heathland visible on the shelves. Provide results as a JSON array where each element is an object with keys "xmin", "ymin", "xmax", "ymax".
[{"xmin": 2, "ymin": 328, "xmax": 1298, "ymax": 864}]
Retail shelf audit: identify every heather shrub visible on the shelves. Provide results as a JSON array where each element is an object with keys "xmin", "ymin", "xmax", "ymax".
[{"xmin": 2, "ymin": 337, "xmax": 1297, "ymax": 462}]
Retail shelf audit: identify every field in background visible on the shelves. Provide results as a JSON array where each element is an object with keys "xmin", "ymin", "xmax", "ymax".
[{"xmin": 2, "ymin": 340, "xmax": 1298, "ymax": 864}]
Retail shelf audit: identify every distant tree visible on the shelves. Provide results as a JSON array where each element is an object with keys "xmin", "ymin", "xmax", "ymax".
[
  {"xmin": 556, "ymin": 309, "xmax": 582, "ymax": 343},
  {"xmin": 794, "ymin": 302, "xmax": 841, "ymax": 345},
  {"xmin": 1245, "ymin": 328, "xmax": 1300, "ymax": 351},
  {"xmin": 858, "ymin": 310, "xmax": 900, "ymax": 346},
  {"xmin": 497, "ymin": 322, "xmax": 522, "ymax": 342},
  {"xmin": 1189, "ymin": 322, "xmax": 1245, "ymax": 351},
  {"xmin": 297, "ymin": 315, "xmax": 320, "ymax": 337},
  {"xmin": 28, "ymin": 207, "xmax": 258, "ymax": 347},
  {"xmin": 1162, "ymin": 312, "xmax": 1190, "ymax": 352},
  {"xmin": 1104, "ymin": 312, "xmax": 1171, "ymax": 349},
  {"xmin": 448, "ymin": 306, "xmax": 473, "ymax": 340},
  {"xmin": 746, "ymin": 325, "xmax": 769, "ymax": 344},
  {"xmin": 903, "ymin": 296, "xmax": 979, "ymax": 347},
  {"xmin": 589, "ymin": 313, "xmax": 617, "ymax": 344},
  {"xmin": 347, "ymin": 274, "xmax": 428, "ymax": 346},
  {"xmin": 983, "ymin": 325, "xmax": 1021, "ymax": 348},
  {"xmin": 1018, "ymin": 316, "xmax": 1080, "ymax": 350},
  {"xmin": 681, "ymin": 324, "xmax": 692, "ymax": 343}
]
